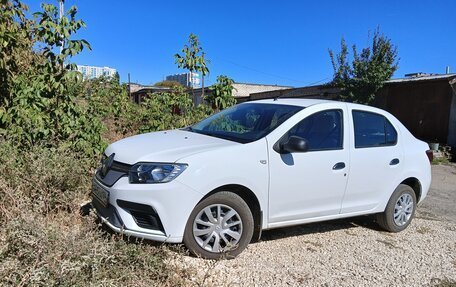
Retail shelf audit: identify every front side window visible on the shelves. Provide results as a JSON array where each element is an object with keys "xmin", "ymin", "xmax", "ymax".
[
  {"xmin": 352, "ymin": 110, "xmax": 398, "ymax": 148},
  {"xmin": 283, "ymin": 109, "xmax": 343, "ymax": 151},
  {"xmin": 190, "ymin": 103, "xmax": 303, "ymax": 143}
]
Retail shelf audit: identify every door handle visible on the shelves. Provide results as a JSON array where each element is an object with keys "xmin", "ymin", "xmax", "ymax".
[
  {"xmin": 332, "ymin": 162, "xmax": 346, "ymax": 170},
  {"xmin": 389, "ymin": 158, "xmax": 400, "ymax": 165}
]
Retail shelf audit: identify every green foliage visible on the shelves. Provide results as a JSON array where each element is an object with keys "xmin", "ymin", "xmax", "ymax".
[
  {"xmin": 207, "ymin": 75, "xmax": 236, "ymax": 110},
  {"xmin": 34, "ymin": 2, "xmax": 91, "ymax": 73},
  {"xmin": 138, "ymin": 86, "xmax": 213, "ymax": 133},
  {"xmin": 154, "ymin": 80, "xmax": 183, "ymax": 88},
  {"xmin": 0, "ymin": 0, "xmax": 35, "ymax": 109},
  {"xmin": 329, "ymin": 28, "xmax": 399, "ymax": 105},
  {"xmin": 174, "ymin": 33, "xmax": 209, "ymax": 77},
  {"xmin": 0, "ymin": 0, "xmax": 103, "ymax": 156},
  {"xmin": 0, "ymin": 0, "xmax": 219, "ymax": 160},
  {"xmin": 84, "ymin": 77, "xmax": 213, "ymax": 140}
]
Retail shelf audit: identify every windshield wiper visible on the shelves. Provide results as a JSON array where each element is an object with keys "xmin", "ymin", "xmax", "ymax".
[
  {"xmin": 183, "ymin": 127, "xmax": 246, "ymax": 143},
  {"xmin": 200, "ymin": 131, "xmax": 247, "ymax": 143},
  {"xmin": 182, "ymin": 126, "xmax": 194, "ymax": 132}
]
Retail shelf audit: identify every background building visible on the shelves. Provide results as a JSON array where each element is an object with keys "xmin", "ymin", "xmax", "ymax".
[
  {"xmin": 192, "ymin": 82, "xmax": 292, "ymax": 105},
  {"xmin": 247, "ymin": 73, "xmax": 456, "ymax": 147},
  {"xmin": 77, "ymin": 65, "xmax": 117, "ymax": 79},
  {"xmin": 128, "ymin": 83, "xmax": 172, "ymax": 104},
  {"xmin": 166, "ymin": 72, "xmax": 200, "ymax": 88}
]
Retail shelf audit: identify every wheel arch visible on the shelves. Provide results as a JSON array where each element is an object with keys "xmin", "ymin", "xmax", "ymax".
[
  {"xmin": 200, "ymin": 184, "xmax": 263, "ymax": 243},
  {"xmin": 400, "ymin": 177, "xmax": 422, "ymax": 203}
]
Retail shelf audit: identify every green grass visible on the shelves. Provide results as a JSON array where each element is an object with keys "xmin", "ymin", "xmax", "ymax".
[{"xmin": 432, "ymin": 157, "xmax": 450, "ymax": 165}]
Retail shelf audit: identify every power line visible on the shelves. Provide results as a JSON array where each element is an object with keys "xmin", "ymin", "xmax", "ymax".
[{"xmin": 213, "ymin": 56, "xmax": 332, "ymax": 87}]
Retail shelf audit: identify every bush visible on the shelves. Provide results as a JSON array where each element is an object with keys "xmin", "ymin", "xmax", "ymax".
[{"xmin": 137, "ymin": 87, "xmax": 213, "ymax": 133}]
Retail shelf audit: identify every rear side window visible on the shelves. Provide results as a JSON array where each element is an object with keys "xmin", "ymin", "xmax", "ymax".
[{"xmin": 352, "ymin": 110, "xmax": 398, "ymax": 148}]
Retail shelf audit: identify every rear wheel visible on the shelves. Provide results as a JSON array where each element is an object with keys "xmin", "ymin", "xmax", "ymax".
[
  {"xmin": 183, "ymin": 192, "xmax": 254, "ymax": 259},
  {"xmin": 377, "ymin": 184, "xmax": 416, "ymax": 232}
]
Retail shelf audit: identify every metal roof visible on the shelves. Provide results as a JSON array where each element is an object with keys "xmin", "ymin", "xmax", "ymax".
[
  {"xmin": 387, "ymin": 74, "xmax": 456, "ymax": 83},
  {"xmin": 232, "ymin": 83, "xmax": 291, "ymax": 98}
]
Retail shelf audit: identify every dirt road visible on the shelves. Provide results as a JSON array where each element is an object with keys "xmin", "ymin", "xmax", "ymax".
[{"xmin": 419, "ymin": 164, "xmax": 456, "ymax": 222}]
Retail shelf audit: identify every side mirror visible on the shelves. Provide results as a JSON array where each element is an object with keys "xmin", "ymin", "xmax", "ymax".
[{"xmin": 276, "ymin": 136, "xmax": 309, "ymax": 153}]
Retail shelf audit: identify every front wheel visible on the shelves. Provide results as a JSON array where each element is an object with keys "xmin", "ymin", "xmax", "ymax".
[
  {"xmin": 377, "ymin": 184, "xmax": 417, "ymax": 232},
  {"xmin": 183, "ymin": 192, "xmax": 254, "ymax": 259}
]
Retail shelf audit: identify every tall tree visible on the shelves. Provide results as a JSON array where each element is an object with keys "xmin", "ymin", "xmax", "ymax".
[
  {"xmin": 329, "ymin": 28, "xmax": 399, "ymax": 105},
  {"xmin": 0, "ymin": 0, "xmax": 102, "ymax": 155},
  {"xmin": 207, "ymin": 75, "xmax": 236, "ymax": 110},
  {"xmin": 174, "ymin": 33, "xmax": 209, "ymax": 96}
]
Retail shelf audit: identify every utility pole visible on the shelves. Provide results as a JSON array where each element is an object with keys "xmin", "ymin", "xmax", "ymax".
[
  {"xmin": 59, "ymin": 0, "xmax": 64, "ymax": 54},
  {"xmin": 201, "ymin": 52, "xmax": 205, "ymax": 98},
  {"xmin": 128, "ymin": 73, "xmax": 131, "ymax": 100}
]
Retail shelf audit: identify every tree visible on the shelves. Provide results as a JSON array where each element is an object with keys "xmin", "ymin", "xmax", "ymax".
[
  {"xmin": 33, "ymin": 1, "xmax": 91, "ymax": 132},
  {"xmin": 174, "ymin": 33, "xmax": 209, "ymax": 95},
  {"xmin": 154, "ymin": 80, "xmax": 183, "ymax": 88},
  {"xmin": 329, "ymin": 29, "xmax": 399, "ymax": 105},
  {"xmin": 0, "ymin": 0, "xmax": 103, "ymax": 156},
  {"xmin": 207, "ymin": 75, "xmax": 236, "ymax": 110},
  {"xmin": 113, "ymin": 71, "xmax": 120, "ymax": 83}
]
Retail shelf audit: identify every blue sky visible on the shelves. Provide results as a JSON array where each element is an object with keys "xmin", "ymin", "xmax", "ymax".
[{"xmin": 25, "ymin": 1, "xmax": 456, "ymax": 87}]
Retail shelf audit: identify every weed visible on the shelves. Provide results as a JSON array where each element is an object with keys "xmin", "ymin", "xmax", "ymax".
[
  {"xmin": 376, "ymin": 239, "xmax": 401, "ymax": 250},
  {"xmin": 431, "ymin": 278, "xmax": 456, "ymax": 287},
  {"xmin": 416, "ymin": 226, "xmax": 432, "ymax": 234}
]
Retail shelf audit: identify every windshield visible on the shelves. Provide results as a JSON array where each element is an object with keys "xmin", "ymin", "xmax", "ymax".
[{"xmin": 188, "ymin": 103, "xmax": 303, "ymax": 143}]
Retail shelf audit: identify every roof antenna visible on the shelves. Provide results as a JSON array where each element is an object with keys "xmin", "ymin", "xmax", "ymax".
[{"xmin": 273, "ymin": 88, "xmax": 294, "ymax": 101}]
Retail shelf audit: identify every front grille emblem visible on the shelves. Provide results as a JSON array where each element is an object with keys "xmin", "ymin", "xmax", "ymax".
[{"xmin": 100, "ymin": 153, "xmax": 115, "ymax": 177}]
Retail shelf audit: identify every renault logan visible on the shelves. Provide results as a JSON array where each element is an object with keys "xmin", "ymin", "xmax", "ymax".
[{"xmin": 92, "ymin": 99, "xmax": 432, "ymax": 259}]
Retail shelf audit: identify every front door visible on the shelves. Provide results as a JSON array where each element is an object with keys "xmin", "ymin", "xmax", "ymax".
[{"xmin": 268, "ymin": 108, "xmax": 349, "ymax": 225}]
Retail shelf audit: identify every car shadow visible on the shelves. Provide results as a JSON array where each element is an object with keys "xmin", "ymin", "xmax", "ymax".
[
  {"xmin": 258, "ymin": 215, "xmax": 382, "ymax": 242},
  {"xmin": 85, "ymin": 201, "xmax": 383, "ymax": 251}
]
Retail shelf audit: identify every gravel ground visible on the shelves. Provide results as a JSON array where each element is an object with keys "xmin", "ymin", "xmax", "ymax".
[
  {"xmin": 420, "ymin": 164, "xmax": 456, "ymax": 222},
  {"xmin": 170, "ymin": 164, "xmax": 456, "ymax": 287}
]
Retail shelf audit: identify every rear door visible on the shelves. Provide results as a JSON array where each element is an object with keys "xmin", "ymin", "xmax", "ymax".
[{"xmin": 341, "ymin": 108, "xmax": 403, "ymax": 213}]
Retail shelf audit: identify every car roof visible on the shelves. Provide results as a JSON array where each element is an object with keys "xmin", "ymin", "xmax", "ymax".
[
  {"xmin": 248, "ymin": 98, "xmax": 398, "ymax": 117},
  {"xmin": 247, "ymin": 98, "xmax": 388, "ymax": 113}
]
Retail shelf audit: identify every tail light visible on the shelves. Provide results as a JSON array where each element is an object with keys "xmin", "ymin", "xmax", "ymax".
[{"xmin": 425, "ymin": 150, "xmax": 433, "ymax": 163}]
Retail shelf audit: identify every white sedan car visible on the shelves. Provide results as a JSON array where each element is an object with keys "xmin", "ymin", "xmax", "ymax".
[{"xmin": 92, "ymin": 99, "xmax": 432, "ymax": 259}]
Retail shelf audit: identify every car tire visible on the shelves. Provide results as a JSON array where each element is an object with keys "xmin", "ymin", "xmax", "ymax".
[
  {"xmin": 183, "ymin": 191, "xmax": 254, "ymax": 259},
  {"xmin": 377, "ymin": 184, "xmax": 417, "ymax": 232}
]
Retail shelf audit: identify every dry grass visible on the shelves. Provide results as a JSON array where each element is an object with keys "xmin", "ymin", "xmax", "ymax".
[
  {"xmin": 431, "ymin": 278, "xmax": 456, "ymax": 287},
  {"xmin": 416, "ymin": 226, "xmax": 433, "ymax": 234},
  {"xmin": 0, "ymin": 141, "xmax": 197, "ymax": 286}
]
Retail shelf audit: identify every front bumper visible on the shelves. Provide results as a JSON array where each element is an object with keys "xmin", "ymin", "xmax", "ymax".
[{"xmin": 92, "ymin": 176, "xmax": 203, "ymax": 243}]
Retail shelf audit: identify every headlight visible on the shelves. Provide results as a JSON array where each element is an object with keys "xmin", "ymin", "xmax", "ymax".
[{"xmin": 129, "ymin": 163, "xmax": 187, "ymax": 184}]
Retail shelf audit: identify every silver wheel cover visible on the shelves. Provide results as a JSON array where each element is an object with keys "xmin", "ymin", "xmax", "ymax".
[
  {"xmin": 393, "ymin": 193, "xmax": 414, "ymax": 226},
  {"xmin": 193, "ymin": 204, "xmax": 243, "ymax": 253}
]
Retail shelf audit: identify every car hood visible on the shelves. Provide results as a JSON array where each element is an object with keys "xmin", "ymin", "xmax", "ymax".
[{"xmin": 105, "ymin": 129, "xmax": 238, "ymax": 165}]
